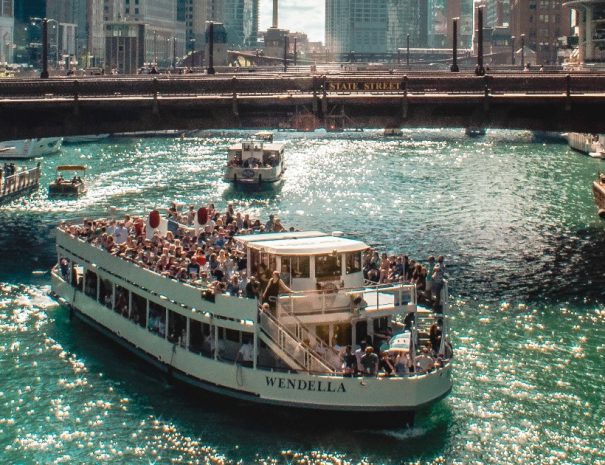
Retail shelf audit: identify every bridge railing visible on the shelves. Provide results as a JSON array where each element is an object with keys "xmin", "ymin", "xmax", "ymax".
[{"xmin": 2, "ymin": 74, "xmax": 605, "ymax": 100}]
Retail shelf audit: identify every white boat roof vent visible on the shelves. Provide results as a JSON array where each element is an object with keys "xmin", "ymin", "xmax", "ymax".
[{"xmin": 332, "ymin": 231, "xmax": 344, "ymax": 237}]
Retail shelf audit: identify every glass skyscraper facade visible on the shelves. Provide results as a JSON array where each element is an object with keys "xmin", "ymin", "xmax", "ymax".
[{"xmin": 326, "ymin": 0, "xmax": 427, "ymax": 54}]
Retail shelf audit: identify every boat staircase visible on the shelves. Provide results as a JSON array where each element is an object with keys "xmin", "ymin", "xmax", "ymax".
[{"xmin": 258, "ymin": 310, "xmax": 340, "ymax": 373}]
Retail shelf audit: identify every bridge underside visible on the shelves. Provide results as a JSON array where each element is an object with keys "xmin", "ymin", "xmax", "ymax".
[{"xmin": 0, "ymin": 95, "xmax": 603, "ymax": 139}]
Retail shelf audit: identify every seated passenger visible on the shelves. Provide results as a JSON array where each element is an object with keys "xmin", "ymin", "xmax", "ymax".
[{"xmin": 415, "ymin": 347, "xmax": 435, "ymax": 372}]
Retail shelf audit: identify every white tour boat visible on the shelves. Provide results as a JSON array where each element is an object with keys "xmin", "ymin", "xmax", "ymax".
[
  {"xmin": 224, "ymin": 133, "xmax": 285, "ymax": 185},
  {"xmin": 567, "ymin": 133, "xmax": 605, "ymax": 159},
  {"xmin": 51, "ymin": 216, "xmax": 452, "ymax": 423},
  {"xmin": 0, "ymin": 138, "xmax": 63, "ymax": 159},
  {"xmin": 64, "ymin": 134, "xmax": 110, "ymax": 144}
]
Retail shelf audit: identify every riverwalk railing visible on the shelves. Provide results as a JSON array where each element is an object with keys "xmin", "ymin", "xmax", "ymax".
[{"xmin": 0, "ymin": 163, "xmax": 41, "ymax": 200}]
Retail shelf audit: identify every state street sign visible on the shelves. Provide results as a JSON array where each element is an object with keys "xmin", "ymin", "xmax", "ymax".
[{"xmin": 327, "ymin": 81, "xmax": 402, "ymax": 92}]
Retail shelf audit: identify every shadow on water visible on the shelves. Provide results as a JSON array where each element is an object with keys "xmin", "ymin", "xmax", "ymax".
[
  {"xmin": 50, "ymin": 304, "xmax": 452, "ymax": 462},
  {"xmin": 452, "ymin": 223, "xmax": 605, "ymax": 305},
  {"xmin": 222, "ymin": 181, "xmax": 283, "ymax": 202}
]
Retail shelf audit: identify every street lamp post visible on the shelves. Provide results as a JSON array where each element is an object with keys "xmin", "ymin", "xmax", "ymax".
[
  {"xmin": 451, "ymin": 17, "xmax": 459, "ymax": 72},
  {"xmin": 406, "ymin": 34, "xmax": 410, "ymax": 68},
  {"xmin": 283, "ymin": 35, "xmax": 289, "ymax": 72},
  {"xmin": 190, "ymin": 39, "xmax": 196, "ymax": 68},
  {"xmin": 40, "ymin": 18, "xmax": 49, "ymax": 78},
  {"xmin": 521, "ymin": 34, "xmax": 525, "ymax": 69},
  {"xmin": 476, "ymin": 6, "xmax": 485, "ymax": 75},
  {"xmin": 511, "ymin": 35, "xmax": 515, "ymax": 65},
  {"xmin": 207, "ymin": 22, "xmax": 215, "ymax": 75}
]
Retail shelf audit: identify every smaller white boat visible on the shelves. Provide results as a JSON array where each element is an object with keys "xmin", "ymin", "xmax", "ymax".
[
  {"xmin": 384, "ymin": 128, "xmax": 403, "ymax": 137},
  {"xmin": 224, "ymin": 133, "xmax": 285, "ymax": 185},
  {"xmin": 0, "ymin": 138, "xmax": 63, "ymax": 159},
  {"xmin": 64, "ymin": 134, "xmax": 110, "ymax": 144},
  {"xmin": 465, "ymin": 127, "xmax": 486, "ymax": 137},
  {"xmin": 567, "ymin": 133, "xmax": 605, "ymax": 159}
]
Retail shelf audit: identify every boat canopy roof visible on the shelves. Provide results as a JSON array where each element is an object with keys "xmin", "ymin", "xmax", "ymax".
[
  {"xmin": 229, "ymin": 142, "xmax": 284, "ymax": 152},
  {"xmin": 237, "ymin": 231, "xmax": 368, "ymax": 256},
  {"xmin": 57, "ymin": 165, "xmax": 86, "ymax": 171}
]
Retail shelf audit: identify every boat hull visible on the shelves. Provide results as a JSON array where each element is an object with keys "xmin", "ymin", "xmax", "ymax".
[
  {"xmin": 0, "ymin": 138, "xmax": 63, "ymax": 159},
  {"xmin": 51, "ymin": 272, "xmax": 453, "ymax": 415},
  {"xmin": 594, "ymin": 179, "xmax": 605, "ymax": 218},
  {"xmin": 567, "ymin": 133, "xmax": 605, "ymax": 158}
]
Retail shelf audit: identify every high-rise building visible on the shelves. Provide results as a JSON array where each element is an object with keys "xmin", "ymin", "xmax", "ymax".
[
  {"xmin": 447, "ymin": 0, "xmax": 474, "ymax": 48},
  {"xmin": 564, "ymin": 0, "xmax": 605, "ymax": 63},
  {"xmin": 427, "ymin": 0, "xmax": 448, "ymax": 48},
  {"xmin": 510, "ymin": 0, "xmax": 571, "ymax": 65},
  {"xmin": 1, "ymin": 0, "xmax": 14, "ymax": 64},
  {"xmin": 104, "ymin": 0, "xmax": 186, "ymax": 72},
  {"xmin": 223, "ymin": 0, "xmax": 258, "ymax": 48},
  {"xmin": 485, "ymin": 0, "xmax": 509, "ymax": 27},
  {"xmin": 326, "ymin": 0, "xmax": 427, "ymax": 55}
]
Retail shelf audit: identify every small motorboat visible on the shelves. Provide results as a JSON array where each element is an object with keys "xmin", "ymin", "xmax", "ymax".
[{"xmin": 49, "ymin": 165, "xmax": 87, "ymax": 197}]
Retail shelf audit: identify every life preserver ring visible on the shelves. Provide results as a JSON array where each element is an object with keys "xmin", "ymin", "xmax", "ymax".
[
  {"xmin": 242, "ymin": 169, "xmax": 255, "ymax": 179},
  {"xmin": 149, "ymin": 210, "xmax": 161, "ymax": 229},
  {"xmin": 198, "ymin": 207, "xmax": 208, "ymax": 225}
]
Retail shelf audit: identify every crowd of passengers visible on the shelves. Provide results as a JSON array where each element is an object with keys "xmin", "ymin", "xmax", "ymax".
[{"xmin": 59, "ymin": 202, "xmax": 447, "ymax": 308}]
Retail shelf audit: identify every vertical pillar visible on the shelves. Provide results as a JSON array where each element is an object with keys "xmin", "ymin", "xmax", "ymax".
[
  {"xmin": 477, "ymin": 6, "xmax": 485, "ymax": 75},
  {"xmin": 406, "ymin": 34, "xmax": 410, "ymax": 68},
  {"xmin": 40, "ymin": 18, "xmax": 49, "ymax": 79},
  {"xmin": 451, "ymin": 17, "xmax": 459, "ymax": 72},
  {"xmin": 586, "ymin": 6, "xmax": 593, "ymax": 62},
  {"xmin": 283, "ymin": 35, "xmax": 289, "ymax": 72},
  {"xmin": 272, "ymin": 0, "xmax": 279, "ymax": 28},
  {"xmin": 521, "ymin": 34, "xmax": 525, "ymax": 68},
  {"xmin": 578, "ymin": 8, "xmax": 586, "ymax": 63},
  {"xmin": 293, "ymin": 38, "xmax": 297, "ymax": 66},
  {"xmin": 511, "ymin": 35, "xmax": 515, "ymax": 65},
  {"xmin": 207, "ymin": 22, "xmax": 215, "ymax": 75}
]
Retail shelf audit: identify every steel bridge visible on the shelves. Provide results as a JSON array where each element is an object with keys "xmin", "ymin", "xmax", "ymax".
[{"xmin": 1, "ymin": 72, "xmax": 605, "ymax": 139}]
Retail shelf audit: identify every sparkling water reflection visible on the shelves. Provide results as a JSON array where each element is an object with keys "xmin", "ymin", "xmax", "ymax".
[{"xmin": 1, "ymin": 129, "xmax": 604, "ymax": 464}]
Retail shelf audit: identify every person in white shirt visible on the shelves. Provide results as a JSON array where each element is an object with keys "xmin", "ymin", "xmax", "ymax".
[
  {"xmin": 113, "ymin": 223, "xmax": 129, "ymax": 245},
  {"xmin": 236, "ymin": 338, "xmax": 254, "ymax": 367}
]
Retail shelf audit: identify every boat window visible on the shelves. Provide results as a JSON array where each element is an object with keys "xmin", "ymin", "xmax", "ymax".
[
  {"xmin": 167, "ymin": 310, "xmax": 187, "ymax": 346},
  {"xmin": 84, "ymin": 270, "xmax": 98, "ymax": 299},
  {"xmin": 251, "ymin": 250, "xmax": 276, "ymax": 278},
  {"xmin": 283, "ymin": 256, "xmax": 310, "ymax": 279},
  {"xmin": 373, "ymin": 317, "xmax": 389, "ymax": 333},
  {"xmin": 130, "ymin": 293, "xmax": 146, "ymax": 327},
  {"xmin": 148, "ymin": 302, "xmax": 166, "ymax": 338},
  {"xmin": 315, "ymin": 254, "xmax": 342, "ymax": 278},
  {"xmin": 226, "ymin": 328, "xmax": 240, "ymax": 343},
  {"xmin": 346, "ymin": 252, "xmax": 362, "ymax": 274},
  {"xmin": 115, "ymin": 285, "xmax": 129, "ymax": 317},
  {"xmin": 334, "ymin": 323, "xmax": 352, "ymax": 346},
  {"xmin": 189, "ymin": 320, "xmax": 204, "ymax": 355},
  {"xmin": 70, "ymin": 262, "xmax": 83, "ymax": 290},
  {"xmin": 316, "ymin": 325, "xmax": 330, "ymax": 345},
  {"xmin": 99, "ymin": 279, "xmax": 113, "ymax": 309}
]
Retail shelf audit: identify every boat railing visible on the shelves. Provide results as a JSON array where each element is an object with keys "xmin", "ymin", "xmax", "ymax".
[
  {"xmin": 276, "ymin": 308, "xmax": 342, "ymax": 369},
  {"xmin": 259, "ymin": 309, "xmax": 335, "ymax": 373},
  {"xmin": 278, "ymin": 281, "xmax": 417, "ymax": 316},
  {"xmin": 0, "ymin": 163, "xmax": 41, "ymax": 197}
]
